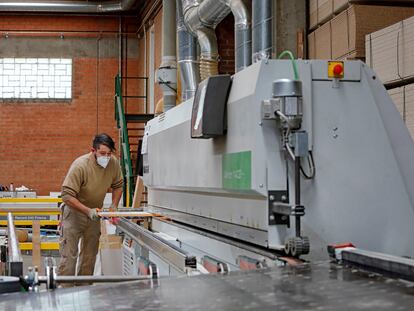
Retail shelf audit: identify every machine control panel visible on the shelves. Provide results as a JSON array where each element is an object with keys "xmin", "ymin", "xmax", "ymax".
[{"xmin": 328, "ymin": 61, "xmax": 344, "ymax": 79}]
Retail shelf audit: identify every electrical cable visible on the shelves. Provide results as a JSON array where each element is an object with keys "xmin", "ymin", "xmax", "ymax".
[
  {"xmin": 285, "ymin": 143, "xmax": 295, "ymax": 161},
  {"xmin": 300, "ymin": 151, "xmax": 315, "ymax": 180},
  {"xmin": 276, "ymin": 110, "xmax": 295, "ymax": 129},
  {"xmin": 278, "ymin": 50, "xmax": 299, "ymax": 80}
]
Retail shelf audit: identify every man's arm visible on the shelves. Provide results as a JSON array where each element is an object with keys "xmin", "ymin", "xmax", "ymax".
[
  {"xmin": 63, "ymin": 195, "xmax": 91, "ymax": 217},
  {"xmin": 110, "ymin": 157, "xmax": 124, "ymax": 210},
  {"xmin": 110, "ymin": 186, "xmax": 123, "ymax": 210}
]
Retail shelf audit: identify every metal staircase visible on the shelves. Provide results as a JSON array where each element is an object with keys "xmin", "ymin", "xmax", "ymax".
[{"xmin": 114, "ymin": 75, "xmax": 154, "ymax": 207}]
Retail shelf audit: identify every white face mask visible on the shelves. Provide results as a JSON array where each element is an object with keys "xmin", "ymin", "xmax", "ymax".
[{"xmin": 96, "ymin": 156, "xmax": 110, "ymax": 168}]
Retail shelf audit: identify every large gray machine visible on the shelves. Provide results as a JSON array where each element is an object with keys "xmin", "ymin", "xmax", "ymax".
[{"xmin": 142, "ymin": 59, "xmax": 414, "ymax": 260}]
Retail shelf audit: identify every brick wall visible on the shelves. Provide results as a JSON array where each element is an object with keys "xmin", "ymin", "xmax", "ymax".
[
  {"xmin": 0, "ymin": 15, "xmax": 139, "ymax": 195},
  {"xmin": 0, "ymin": 9, "xmax": 236, "ymax": 195},
  {"xmin": 217, "ymin": 14, "xmax": 235, "ymax": 75}
]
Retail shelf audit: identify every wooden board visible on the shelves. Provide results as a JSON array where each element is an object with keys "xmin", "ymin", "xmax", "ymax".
[
  {"xmin": 98, "ymin": 211, "xmax": 155, "ymax": 218},
  {"xmin": 366, "ymin": 15, "xmax": 414, "ymax": 85},
  {"xmin": 318, "ymin": 0, "xmax": 333, "ymax": 25},
  {"xmin": 131, "ymin": 176, "xmax": 144, "ymax": 208},
  {"xmin": 315, "ymin": 21, "xmax": 332, "ymax": 59},
  {"xmin": 331, "ymin": 9, "xmax": 349, "ymax": 59},
  {"xmin": 388, "ymin": 87, "xmax": 405, "ymax": 118},
  {"xmin": 387, "ymin": 84, "xmax": 414, "ymax": 140},
  {"xmin": 297, "ymin": 29, "xmax": 305, "ymax": 59},
  {"xmin": 32, "ymin": 220, "xmax": 41, "ymax": 273},
  {"xmin": 405, "ymin": 84, "xmax": 414, "ymax": 139},
  {"xmin": 308, "ymin": 31, "xmax": 316, "ymax": 59},
  {"xmin": 334, "ymin": 0, "xmax": 349, "ymax": 14},
  {"xmin": 310, "ymin": 0, "xmax": 319, "ymax": 30},
  {"xmin": 309, "ymin": 4, "xmax": 414, "ymax": 60}
]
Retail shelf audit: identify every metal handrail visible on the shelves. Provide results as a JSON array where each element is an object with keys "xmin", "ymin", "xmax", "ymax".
[
  {"xmin": 115, "ymin": 76, "xmax": 133, "ymax": 206},
  {"xmin": 114, "ymin": 75, "xmax": 150, "ymax": 207}
]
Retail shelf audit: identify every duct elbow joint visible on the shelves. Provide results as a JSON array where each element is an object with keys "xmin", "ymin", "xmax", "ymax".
[{"xmin": 228, "ymin": 0, "xmax": 250, "ymax": 28}]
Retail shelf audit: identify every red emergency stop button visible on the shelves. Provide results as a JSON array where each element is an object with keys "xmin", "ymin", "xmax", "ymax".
[
  {"xmin": 333, "ymin": 64, "xmax": 343, "ymax": 76},
  {"xmin": 328, "ymin": 61, "xmax": 344, "ymax": 78}
]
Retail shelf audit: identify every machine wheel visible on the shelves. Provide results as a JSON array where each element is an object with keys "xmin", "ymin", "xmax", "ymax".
[
  {"xmin": 285, "ymin": 236, "xmax": 310, "ymax": 257},
  {"xmin": 284, "ymin": 239, "xmax": 292, "ymax": 255}
]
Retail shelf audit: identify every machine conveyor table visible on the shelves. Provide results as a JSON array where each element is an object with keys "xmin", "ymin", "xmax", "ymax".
[{"xmin": 1, "ymin": 261, "xmax": 414, "ymax": 310}]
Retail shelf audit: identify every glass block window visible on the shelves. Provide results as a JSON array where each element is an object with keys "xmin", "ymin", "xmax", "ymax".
[{"xmin": 0, "ymin": 58, "xmax": 72, "ymax": 99}]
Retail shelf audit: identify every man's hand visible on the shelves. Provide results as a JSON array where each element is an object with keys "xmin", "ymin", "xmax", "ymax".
[
  {"xmin": 88, "ymin": 208, "xmax": 101, "ymax": 221},
  {"xmin": 105, "ymin": 203, "xmax": 119, "ymax": 225},
  {"xmin": 109, "ymin": 203, "xmax": 117, "ymax": 212}
]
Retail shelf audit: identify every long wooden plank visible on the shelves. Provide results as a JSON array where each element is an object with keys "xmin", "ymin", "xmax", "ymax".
[
  {"xmin": 0, "ymin": 207, "xmax": 60, "ymax": 215},
  {"xmin": 32, "ymin": 220, "xmax": 42, "ymax": 272},
  {"xmin": 98, "ymin": 211, "xmax": 155, "ymax": 218},
  {"xmin": 0, "ymin": 198, "xmax": 62, "ymax": 203}
]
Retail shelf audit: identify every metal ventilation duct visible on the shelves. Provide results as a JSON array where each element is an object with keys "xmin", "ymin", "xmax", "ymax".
[
  {"xmin": 252, "ymin": 0, "xmax": 273, "ymax": 62},
  {"xmin": 176, "ymin": 0, "xmax": 199, "ymax": 101},
  {"xmin": 0, "ymin": 0, "xmax": 137, "ymax": 13}
]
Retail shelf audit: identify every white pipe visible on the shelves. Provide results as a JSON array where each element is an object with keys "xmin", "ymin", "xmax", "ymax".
[{"xmin": 158, "ymin": 0, "xmax": 177, "ymax": 112}]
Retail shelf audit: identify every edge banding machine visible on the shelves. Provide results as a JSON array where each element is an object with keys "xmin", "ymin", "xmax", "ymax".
[{"xmin": 2, "ymin": 58, "xmax": 414, "ymax": 309}]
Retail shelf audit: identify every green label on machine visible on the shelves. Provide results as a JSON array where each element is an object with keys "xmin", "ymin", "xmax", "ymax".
[{"xmin": 222, "ymin": 151, "xmax": 252, "ymax": 190}]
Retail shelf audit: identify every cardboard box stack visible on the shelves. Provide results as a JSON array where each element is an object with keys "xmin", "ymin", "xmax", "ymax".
[
  {"xmin": 367, "ymin": 15, "xmax": 414, "ymax": 140},
  {"xmin": 308, "ymin": 2, "xmax": 414, "ymax": 60}
]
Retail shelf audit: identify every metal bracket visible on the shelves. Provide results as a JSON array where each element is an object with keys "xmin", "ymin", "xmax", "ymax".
[
  {"xmin": 268, "ymin": 190, "xmax": 290, "ymax": 226},
  {"xmin": 237, "ymin": 255, "xmax": 268, "ymax": 270},
  {"xmin": 293, "ymin": 205, "xmax": 305, "ymax": 216},
  {"xmin": 201, "ymin": 256, "xmax": 230, "ymax": 274},
  {"xmin": 261, "ymin": 98, "xmax": 281, "ymax": 120}
]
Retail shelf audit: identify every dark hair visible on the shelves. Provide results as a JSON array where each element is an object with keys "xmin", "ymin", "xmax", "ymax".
[{"xmin": 93, "ymin": 133, "xmax": 116, "ymax": 151}]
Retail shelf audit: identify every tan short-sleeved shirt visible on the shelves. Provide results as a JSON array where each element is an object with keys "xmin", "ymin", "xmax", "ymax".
[{"xmin": 61, "ymin": 153, "xmax": 123, "ymax": 209}]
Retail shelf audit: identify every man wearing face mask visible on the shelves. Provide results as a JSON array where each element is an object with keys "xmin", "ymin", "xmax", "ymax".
[{"xmin": 58, "ymin": 133, "xmax": 123, "ymax": 279}]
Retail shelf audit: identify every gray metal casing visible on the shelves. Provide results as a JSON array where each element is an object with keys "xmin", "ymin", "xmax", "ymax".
[{"xmin": 143, "ymin": 60, "xmax": 414, "ymax": 259}]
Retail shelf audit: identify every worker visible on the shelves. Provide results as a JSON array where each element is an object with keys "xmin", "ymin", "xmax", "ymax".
[{"xmin": 58, "ymin": 133, "xmax": 123, "ymax": 281}]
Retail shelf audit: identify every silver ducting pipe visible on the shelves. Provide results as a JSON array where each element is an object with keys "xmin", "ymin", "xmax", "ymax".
[
  {"xmin": 157, "ymin": 0, "xmax": 177, "ymax": 112},
  {"xmin": 252, "ymin": 0, "xmax": 272, "ymax": 62},
  {"xmin": 225, "ymin": 0, "xmax": 251, "ymax": 72},
  {"xmin": 177, "ymin": 0, "xmax": 199, "ymax": 101},
  {"xmin": 183, "ymin": 0, "xmax": 231, "ymax": 80},
  {"xmin": 183, "ymin": 0, "xmax": 252, "ymax": 76},
  {"xmin": 0, "ymin": 0, "xmax": 136, "ymax": 12}
]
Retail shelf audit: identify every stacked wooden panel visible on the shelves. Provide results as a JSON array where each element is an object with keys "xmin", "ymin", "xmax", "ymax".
[
  {"xmin": 388, "ymin": 85, "xmax": 414, "ymax": 139},
  {"xmin": 368, "ymin": 15, "xmax": 414, "ymax": 141},
  {"xmin": 308, "ymin": 4, "xmax": 414, "ymax": 60},
  {"xmin": 366, "ymin": 16, "xmax": 414, "ymax": 85},
  {"xmin": 310, "ymin": 0, "xmax": 414, "ymax": 30}
]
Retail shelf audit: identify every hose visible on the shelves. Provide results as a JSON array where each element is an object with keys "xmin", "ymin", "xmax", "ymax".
[
  {"xmin": 278, "ymin": 50, "xmax": 299, "ymax": 80},
  {"xmin": 200, "ymin": 57, "xmax": 219, "ymax": 81}
]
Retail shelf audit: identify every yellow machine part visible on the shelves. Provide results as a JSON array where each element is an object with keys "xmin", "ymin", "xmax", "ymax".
[{"xmin": 19, "ymin": 242, "xmax": 59, "ymax": 251}]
